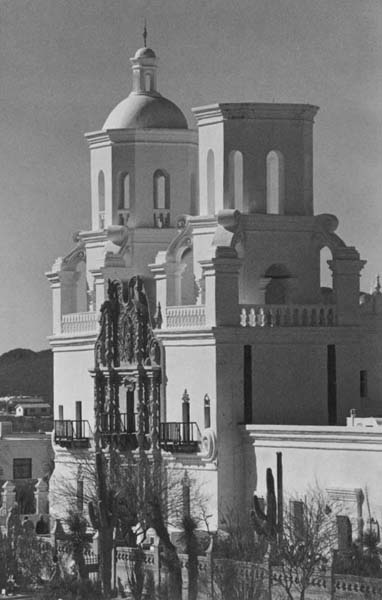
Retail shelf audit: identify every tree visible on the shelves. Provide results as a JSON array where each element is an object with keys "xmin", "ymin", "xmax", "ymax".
[
  {"xmin": 65, "ymin": 510, "xmax": 92, "ymax": 581},
  {"xmin": 272, "ymin": 489, "xmax": 337, "ymax": 600},
  {"xmin": 15, "ymin": 523, "xmax": 53, "ymax": 587},
  {"xmin": 52, "ymin": 279, "xmax": 210, "ymax": 598}
]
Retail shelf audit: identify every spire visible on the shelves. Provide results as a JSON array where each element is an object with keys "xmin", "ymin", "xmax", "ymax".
[{"xmin": 143, "ymin": 18, "xmax": 148, "ymax": 48}]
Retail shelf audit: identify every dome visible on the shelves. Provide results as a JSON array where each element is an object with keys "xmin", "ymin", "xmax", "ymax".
[
  {"xmin": 103, "ymin": 93, "xmax": 188, "ymax": 130},
  {"xmin": 134, "ymin": 47, "xmax": 156, "ymax": 59}
]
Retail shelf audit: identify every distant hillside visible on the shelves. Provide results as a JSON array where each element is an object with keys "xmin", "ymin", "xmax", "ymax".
[{"xmin": 0, "ymin": 348, "xmax": 53, "ymax": 404}]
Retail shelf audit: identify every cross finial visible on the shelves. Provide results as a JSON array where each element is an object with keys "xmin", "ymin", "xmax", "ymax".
[{"xmin": 143, "ymin": 18, "xmax": 148, "ymax": 47}]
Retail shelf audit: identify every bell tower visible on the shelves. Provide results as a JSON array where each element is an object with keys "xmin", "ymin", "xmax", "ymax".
[
  {"xmin": 193, "ymin": 103, "xmax": 318, "ymax": 216},
  {"xmin": 86, "ymin": 42, "xmax": 197, "ymax": 232}
]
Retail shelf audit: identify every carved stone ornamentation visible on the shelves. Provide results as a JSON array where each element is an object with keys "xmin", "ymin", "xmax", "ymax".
[
  {"xmin": 200, "ymin": 428, "xmax": 218, "ymax": 462},
  {"xmin": 93, "ymin": 276, "xmax": 162, "ymax": 452}
]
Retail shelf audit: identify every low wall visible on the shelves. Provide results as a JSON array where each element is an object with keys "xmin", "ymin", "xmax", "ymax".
[{"xmin": 113, "ymin": 546, "xmax": 382, "ymax": 600}]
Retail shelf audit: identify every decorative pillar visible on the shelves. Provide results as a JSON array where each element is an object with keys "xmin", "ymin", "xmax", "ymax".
[
  {"xmin": 329, "ymin": 247, "xmax": 365, "ymax": 325},
  {"xmin": 90, "ymin": 269, "xmax": 105, "ymax": 312},
  {"xmin": 165, "ymin": 262, "xmax": 186, "ymax": 306},
  {"xmin": 34, "ymin": 479, "xmax": 49, "ymax": 515},
  {"xmin": 1, "ymin": 481, "xmax": 16, "ymax": 513},
  {"xmin": 147, "ymin": 368, "xmax": 161, "ymax": 493},
  {"xmin": 46, "ymin": 263, "xmax": 81, "ymax": 334},
  {"xmin": 149, "ymin": 258, "xmax": 167, "ymax": 326},
  {"xmin": 182, "ymin": 471, "xmax": 191, "ymax": 518}
]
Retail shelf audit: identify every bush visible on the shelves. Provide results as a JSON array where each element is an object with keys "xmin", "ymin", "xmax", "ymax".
[{"xmin": 35, "ymin": 575, "xmax": 104, "ymax": 600}]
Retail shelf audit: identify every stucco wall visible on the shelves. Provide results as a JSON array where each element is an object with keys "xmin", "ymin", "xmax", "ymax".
[{"xmin": 53, "ymin": 344, "xmax": 94, "ymax": 424}]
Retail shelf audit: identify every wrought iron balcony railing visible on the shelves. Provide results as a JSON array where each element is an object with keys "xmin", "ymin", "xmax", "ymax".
[
  {"xmin": 159, "ymin": 422, "xmax": 201, "ymax": 453},
  {"xmin": 98, "ymin": 412, "xmax": 150, "ymax": 435},
  {"xmin": 54, "ymin": 420, "xmax": 92, "ymax": 448}
]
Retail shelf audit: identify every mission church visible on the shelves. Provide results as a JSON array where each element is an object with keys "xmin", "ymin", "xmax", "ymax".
[{"xmin": 46, "ymin": 37, "xmax": 382, "ymax": 531}]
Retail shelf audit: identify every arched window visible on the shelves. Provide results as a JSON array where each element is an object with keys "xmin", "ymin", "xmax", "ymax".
[
  {"xmin": 118, "ymin": 173, "xmax": 130, "ymax": 226},
  {"xmin": 98, "ymin": 170, "xmax": 105, "ymax": 229},
  {"xmin": 153, "ymin": 170, "xmax": 170, "ymax": 228},
  {"xmin": 266, "ymin": 151, "xmax": 285, "ymax": 214},
  {"xmin": 119, "ymin": 173, "xmax": 130, "ymax": 210},
  {"xmin": 145, "ymin": 73, "xmax": 152, "ymax": 92},
  {"xmin": 206, "ymin": 149, "xmax": 215, "ymax": 214},
  {"xmin": 228, "ymin": 150, "xmax": 243, "ymax": 210},
  {"xmin": 204, "ymin": 394, "xmax": 211, "ymax": 429},
  {"xmin": 320, "ymin": 247, "xmax": 333, "ymax": 302}
]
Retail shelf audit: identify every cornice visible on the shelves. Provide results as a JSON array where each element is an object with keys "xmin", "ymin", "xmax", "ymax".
[
  {"xmin": 240, "ymin": 424, "xmax": 382, "ymax": 452},
  {"xmin": 48, "ymin": 334, "xmax": 97, "ymax": 351},
  {"xmin": 241, "ymin": 214, "xmax": 317, "ymax": 232},
  {"xmin": 212, "ymin": 325, "xmax": 361, "ymax": 344},
  {"xmin": 192, "ymin": 103, "xmax": 319, "ymax": 126},
  {"xmin": 155, "ymin": 330, "xmax": 215, "ymax": 345},
  {"xmin": 85, "ymin": 128, "xmax": 198, "ymax": 149}
]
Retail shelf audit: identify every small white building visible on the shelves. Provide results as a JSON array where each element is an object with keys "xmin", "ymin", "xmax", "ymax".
[{"xmin": 15, "ymin": 403, "xmax": 51, "ymax": 417}]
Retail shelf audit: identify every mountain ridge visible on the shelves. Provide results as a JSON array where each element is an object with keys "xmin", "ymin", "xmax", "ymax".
[{"xmin": 0, "ymin": 348, "xmax": 53, "ymax": 404}]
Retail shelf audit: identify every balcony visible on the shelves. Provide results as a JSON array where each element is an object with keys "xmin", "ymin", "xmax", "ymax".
[
  {"xmin": 98, "ymin": 412, "xmax": 149, "ymax": 450},
  {"xmin": 240, "ymin": 304, "xmax": 337, "ymax": 328},
  {"xmin": 54, "ymin": 420, "xmax": 92, "ymax": 448},
  {"xmin": 160, "ymin": 422, "xmax": 201, "ymax": 453},
  {"xmin": 153, "ymin": 209, "xmax": 170, "ymax": 228},
  {"xmin": 61, "ymin": 311, "xmax": 99, "ymax": 335},
  {"xmin": 165, "ymin": 305, "xmax": 206, "ymax": 329}
]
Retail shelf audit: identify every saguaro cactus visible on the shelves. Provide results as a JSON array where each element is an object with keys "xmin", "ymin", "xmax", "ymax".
[
  {"xmin": 251, "ymin": 468, "xmax": 278, "ymax": 542},
  {"xmin": 251, "ymin": 453, "xmax": 283, "ymax": 546}
]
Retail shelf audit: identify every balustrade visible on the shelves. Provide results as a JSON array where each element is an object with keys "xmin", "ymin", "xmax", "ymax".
[
  {"xmin": 117, "ymin": 209, "xmax": 129, "ymax": 226},
  {"xmin": 153, "ymin": 209, "xmax": 170, "ymax": 228},
  {"xmin": 61, "ymin": 311, "xmax": 99, "ymax": 335},
  {"xmin": 240, "ymin": 304, "xmax": 337, "ymax": 328},
  {"xmin": 165, "ymin": 305, "xmax": 206, "ymax": 329}
]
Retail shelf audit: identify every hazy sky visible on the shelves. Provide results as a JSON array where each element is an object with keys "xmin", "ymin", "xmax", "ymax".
[{"xmin": 0, "ymin": 0, "xmax": 381, "ymax": 354}]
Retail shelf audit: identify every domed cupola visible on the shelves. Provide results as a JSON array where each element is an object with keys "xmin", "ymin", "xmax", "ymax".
[
  {"xmin": 85, "ymin": 31, "xmax": 197, "ymax": 234},
  {"xmin": 102, "ymin": 40, "xmax": 188, "ymax": 130}
]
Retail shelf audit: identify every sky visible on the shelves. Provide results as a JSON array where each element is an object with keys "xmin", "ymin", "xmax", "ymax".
[{"xmin": 0, "ymin": 0, "xmax": 381, "ymax": 354}]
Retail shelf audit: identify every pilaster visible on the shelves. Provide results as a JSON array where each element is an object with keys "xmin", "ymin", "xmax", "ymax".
[
  {"xmin": 201, "ymin": 247, "xmax": 242, "ymax": 327},
  {"xmin": 329, "ymin": 248, "xmax": 366, "ymax": 325},
  {"xmin": 46, "ymin": 266, "xmax": 81, "ymax": 335}
]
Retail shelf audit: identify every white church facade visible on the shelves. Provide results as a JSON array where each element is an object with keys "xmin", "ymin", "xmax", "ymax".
[{"xmin": 46, "ymin": 42, "xmax": 382, "ymax": 530}]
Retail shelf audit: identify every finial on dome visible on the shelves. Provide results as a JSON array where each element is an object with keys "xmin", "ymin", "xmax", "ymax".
[{"xmin": 143, "ymin": 18, "xmax": 148, "ymax": 48}]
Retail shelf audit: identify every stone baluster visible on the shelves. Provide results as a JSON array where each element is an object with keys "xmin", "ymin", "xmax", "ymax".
[
  {"xmin": 34, "ymin": 478, "xmax": 49, "ymax": 515},
  {"xmin": 1, "ymin": 481, "xmax": 16, "ymax": 513}
]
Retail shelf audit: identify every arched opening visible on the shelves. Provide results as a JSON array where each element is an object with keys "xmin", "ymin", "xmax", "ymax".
[
  {"xmin": 320, "ymin": 247, "xmax": 333, "ymax": 303},
  {"xmin": 229, "ymin": 150, "xmax": 243, "ymax": 210},
  {"xmin": 118, "ymin": 173, "xmax": 130, "ymax": 226},
  {"xmin": 206, "ymin": 149, "xmax": 215, "ymax": 214},
  {"xmin": 145, "ymin": 73, "xmax": 152, "ymax": 92},
  {"xmin": 180, "ymin": 248, "xmax": 197, "ymax": 305},
  {"xmin": 153, "ymin": 170, "xmax": 170, "ymax": 228},
  {"xmin": 76, "ymin": 260, "xmax": 88, "ymax": 313},
  {"xmin": 204, "ymin": 394, "xmax": 211, "ymax": 429},
  {"xmin": 266, "ymin": 151, "xmax": 285, "ymax": 215},
  {"xmin": 98, "ymin": 170, "xmax": 105, "ymax": 229}
]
